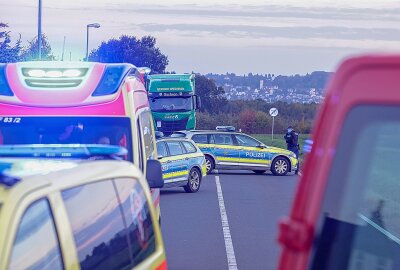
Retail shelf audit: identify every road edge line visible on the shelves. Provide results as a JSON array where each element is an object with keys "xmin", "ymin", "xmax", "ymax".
[{"xmin": 215, "ymin": 174, "xmax": 238, "ymax": 270}]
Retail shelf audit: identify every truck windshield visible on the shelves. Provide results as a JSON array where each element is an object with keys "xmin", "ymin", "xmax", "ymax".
[
  {"xmin": 149, "ymin": 96, "xmax": 193, "ymax": 112},
  {"xmin": 0, "ymin": 116, "xmax": 133, "ymax": 161}
]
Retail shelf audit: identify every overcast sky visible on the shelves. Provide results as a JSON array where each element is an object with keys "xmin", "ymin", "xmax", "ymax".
[{"xmin": 2, "ymin": 0, "xmax": 400, "ymax": 75}]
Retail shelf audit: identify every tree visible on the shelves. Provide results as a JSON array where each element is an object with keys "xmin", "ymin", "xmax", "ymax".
[
  {"xmin": 0, "ymin": 22, "xmax": 21, "ymax": 63},
  {"xmin": 238, "ymin": 110, "xmax": 256, "ymax": 133},
  {"xmin": 89, "ymin": 35, "xmax": 169, "ymax": 73},
  {"xmin": 195, "ymin": 75, "xmax": 227, "ymax": 114},
  {"xmin": 20, "ymin": 34, "xmax": 54, "ymax": 61}
]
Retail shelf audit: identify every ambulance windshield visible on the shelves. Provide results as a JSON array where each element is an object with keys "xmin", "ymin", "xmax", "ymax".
[{"xmin": 0, "ymin": 116, "xmax": 133, "ymax": 161}]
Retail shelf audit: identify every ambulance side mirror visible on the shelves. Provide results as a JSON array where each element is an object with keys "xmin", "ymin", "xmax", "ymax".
[{"xmin": 146, "ymin": 159, "xmax": 164, "ymax": 188}]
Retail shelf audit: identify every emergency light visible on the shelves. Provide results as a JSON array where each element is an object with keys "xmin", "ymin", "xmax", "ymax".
[
  {"xmin": 22, "ymin": 68, "xmax": 87, "ymax": 78},
  {"xmin": 0, "ymin": 62, "xmax": 134, "ymax": 99},
  {"xmin": 216, "ymin": 126, "xmax": 236, "ymax": 132},
  {"xmin": 0, "ymin": 144, "xmax": 128, "ymax": 159},
  {"xmin": 0, "ymin": 162, "xmax": 20, "ymax": 187},
  {"xmin": 92, "ymin": 64, "xmax": 131, "ymax": 96}
]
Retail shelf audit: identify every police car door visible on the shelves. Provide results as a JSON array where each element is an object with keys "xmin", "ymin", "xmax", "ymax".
[
  {"xmin": 235, "ymin": 134, "xmax": 270, "ymax": 169},
  {"xmin": 163, "ymin": 141, "xmax": 189, "ymax": 184},
  {"xmin": 211, "ymin": 133, "xmax": 240, "ymax": 167}
]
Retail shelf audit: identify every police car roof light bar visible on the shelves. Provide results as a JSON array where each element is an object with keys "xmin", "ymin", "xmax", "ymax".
[
  {"xmin": 0, "ymin": 144, "xmax": 128, "ymax": 159},
  {"xmin": 0, "ymin": 162, "xmax": 21, "ymax": 187},
  {"xmin": 216, "ymin": 126, "xmax": 236, "ymax": 132}
]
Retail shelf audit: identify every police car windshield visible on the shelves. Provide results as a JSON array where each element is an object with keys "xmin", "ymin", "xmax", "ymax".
[
  {"xmin": 149, "ymin": 96, "xmax": 193, "ymax": 112},
  {"xmin": 0, "ymin": 116, "xmax": 133, "ymax": 162}
]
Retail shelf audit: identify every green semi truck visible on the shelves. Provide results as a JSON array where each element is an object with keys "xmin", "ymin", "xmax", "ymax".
[{"xmin": 146, "ymin": 74, "xmax": 200, "ymax": 135}]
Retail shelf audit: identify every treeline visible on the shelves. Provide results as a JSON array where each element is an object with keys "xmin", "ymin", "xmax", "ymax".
[
  {"xmin": 197, "ymin": 101, "xmax": 319, "ymax": 134},
  {"xmin": 0, "ymin": 23, "xmax": 55, "ymax": 62},
  {"xmin": 195, "ymin": 75, "xmax": 320, "ymax": 134}
]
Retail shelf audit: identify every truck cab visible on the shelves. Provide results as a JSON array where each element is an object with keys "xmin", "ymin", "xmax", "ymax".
[{"xmin": 146, "ymin": 74, "xmax": 200, "ymax": 135}]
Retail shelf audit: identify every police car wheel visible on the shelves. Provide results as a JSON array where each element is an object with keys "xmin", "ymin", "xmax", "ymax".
[
  {"xmin": 205, "ymin": 156, "xmax": 215, "ymax": 174},
  {"xmin": 253, "ymin": 170, "xmax": 266, "ymax": 174},
  {"xmin": 271, "ymin": 157, "xmax": 289, "ymax": 176},
  {"xmin": 184, "ymin": 168, "xmax": 202, "ymax": 193}
]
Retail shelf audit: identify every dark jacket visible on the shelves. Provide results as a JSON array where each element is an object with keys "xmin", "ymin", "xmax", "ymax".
[{"xmin": 284, "ymin": 130, "xmax": 299, "ymax": 149}]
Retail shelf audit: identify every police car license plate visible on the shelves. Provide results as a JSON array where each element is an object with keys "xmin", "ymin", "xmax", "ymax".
[{"xmin": 157, "ymin": 121, "xmax": 161, "ymax": 128}]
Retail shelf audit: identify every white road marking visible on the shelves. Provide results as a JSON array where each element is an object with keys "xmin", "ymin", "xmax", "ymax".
[{"xmin": 215, "ymin": 173, "xmax": 238, "ymax": 270}]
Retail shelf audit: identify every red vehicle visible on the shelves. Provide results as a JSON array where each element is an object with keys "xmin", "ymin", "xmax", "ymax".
[{"xmin": 278, "ymin": 54, "xmax": 400, "ymax": 270}]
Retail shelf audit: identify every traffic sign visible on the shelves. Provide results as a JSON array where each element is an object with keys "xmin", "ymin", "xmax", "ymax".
[
  {"xmin": 269, "ymin": 107, "xmax": 278, "ymax": 117},
  {"xmin": 269, "ymin": 108, "xmax": 278, "ymax": 141}
]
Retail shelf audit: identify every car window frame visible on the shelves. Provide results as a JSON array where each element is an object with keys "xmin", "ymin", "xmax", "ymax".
[
  {"xmin": 212, "ymin": 133, "xmax": 235, "ymax": 146},
  {"xmin": 234, "ymin": 134, "xmax": 262, "ymax": 147},
  {"xmin": 165, "ymin": 140, "xmax": 185, "ymax": 156},
  {"xmin": 191, "ymin": 134, "xmax": 209, "ymax": 144},
  {"xmin": 182, "ymin": 141, "xmax": 197, "ymax": 154},
  {"xmin": 8, "ymin": 197, "xmax": 64, "ymax": 270},
  {"xmin": 112, "ymin": 177, "xmax": 157, "ymax": 267},
  {"xmin": 156, "ymin": 141, "xmax": 169, "ymax": 158},
  {"xmin": 61, "ymin": 179, "xmax": 133, "ymax": 270}
]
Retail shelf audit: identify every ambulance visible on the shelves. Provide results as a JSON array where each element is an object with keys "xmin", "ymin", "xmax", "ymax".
[{"xmin": 0, "ymin": 61, "xmax": 163, "ymax": 215}]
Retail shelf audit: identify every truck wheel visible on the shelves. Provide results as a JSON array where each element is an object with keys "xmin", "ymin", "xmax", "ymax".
[
  {"xmin": 184, "ymin": 168, "xmax": 202, "ymax": 193},
  {"xmin": 253, "ymin": 170, "xmax": 266, "ymax": 174},
  {"xmin": 205, "ymin": 156, "xmax": 215, "ymax": 174},
  {"xmin": 271, "ymin": 157, "xmax": 289, "ymax": 176}
]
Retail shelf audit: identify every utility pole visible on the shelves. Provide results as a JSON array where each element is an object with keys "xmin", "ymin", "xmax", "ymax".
[
  {"xmin": 85, "ymin": 23, "xmax": 100, "ymax": 61},
  {"xmin": 61, "ymin": 36, "xmax": 66, "ymax": 61},
  {"xmin": 38, "ymin": 0, "xmax": 42, "ymax": 60}
]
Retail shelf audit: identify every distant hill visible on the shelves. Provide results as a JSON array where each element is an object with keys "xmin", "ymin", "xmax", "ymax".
[{"xmin": 204, "ymin": 71, "xmax": 333, "ymax": 103}]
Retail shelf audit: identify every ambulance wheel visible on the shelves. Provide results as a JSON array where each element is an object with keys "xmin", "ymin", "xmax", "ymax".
[
  {"xmin": 205, "ymin": 155, "xmax": 215, "ymax": 174},
  {"xmin": 271, "ymin": 157, "xmax": 289, "ymax": 176},
  {"xmin": 184, "ymin": 168, "xmax": 202, "ymax": 193},
  {"xmin": 253, "ymin": 170, "xmax": 266, "ymax": 174}
]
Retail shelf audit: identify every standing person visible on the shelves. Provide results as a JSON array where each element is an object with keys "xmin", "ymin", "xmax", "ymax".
[{"xmin": 284, "ymin": 126, "xmax": 300, "ymax": 174}]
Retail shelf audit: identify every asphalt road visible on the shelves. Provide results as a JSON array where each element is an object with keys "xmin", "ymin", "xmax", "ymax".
[{"xmin": 160, "ymin": 170, "xmax": 299, "ymax": 270}]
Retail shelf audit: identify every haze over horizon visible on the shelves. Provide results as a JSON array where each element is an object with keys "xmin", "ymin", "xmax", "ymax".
[{"xmin": 2, "ymin": 0, "xmax": 400, "ymax": 75}]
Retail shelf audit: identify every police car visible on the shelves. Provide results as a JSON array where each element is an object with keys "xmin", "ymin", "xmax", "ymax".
[
  {"xmin": 0, "ymin": 146, "xmax": 167, "ymax": 270},
  {"xmin": 156, "ymin": 137, "xmax": 206, "ymax": 193},
  {"xmin": 172, "ymin": 126, "xmax": 298, "ymax": 176}
]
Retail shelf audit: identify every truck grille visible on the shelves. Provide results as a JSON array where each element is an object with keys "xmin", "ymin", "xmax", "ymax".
[{"xmin": 159, "ymin": 118, "xmax": 188, "ymax": 134}]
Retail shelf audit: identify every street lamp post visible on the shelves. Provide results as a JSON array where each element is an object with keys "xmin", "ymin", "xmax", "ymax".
[{"xmin": 85, "ymin": 23, "xmax": 100, "ymax": 61}]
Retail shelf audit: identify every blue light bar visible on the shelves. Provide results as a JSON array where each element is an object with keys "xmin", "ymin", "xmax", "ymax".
[
  {"xmin": 0, "ymin": 144, "xmax": 128, "ymax": 159},
  {"xmin": 92, "ymin": 64, "xmax": 131, "ymax": 96},
  {"xmin": 0, "ymin": 64, "xmax": 14, "ymax": 96},
  {"xmin": 216, "ymin": 126, "xmax": 236, "ymax": 132},
  {"xmin": 0, "ymin": 162, "xmax": 20, "ymax": 187},
  {"xmin": 303, "ymin": 139, "xmax": 313, "ymax": 153}
]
